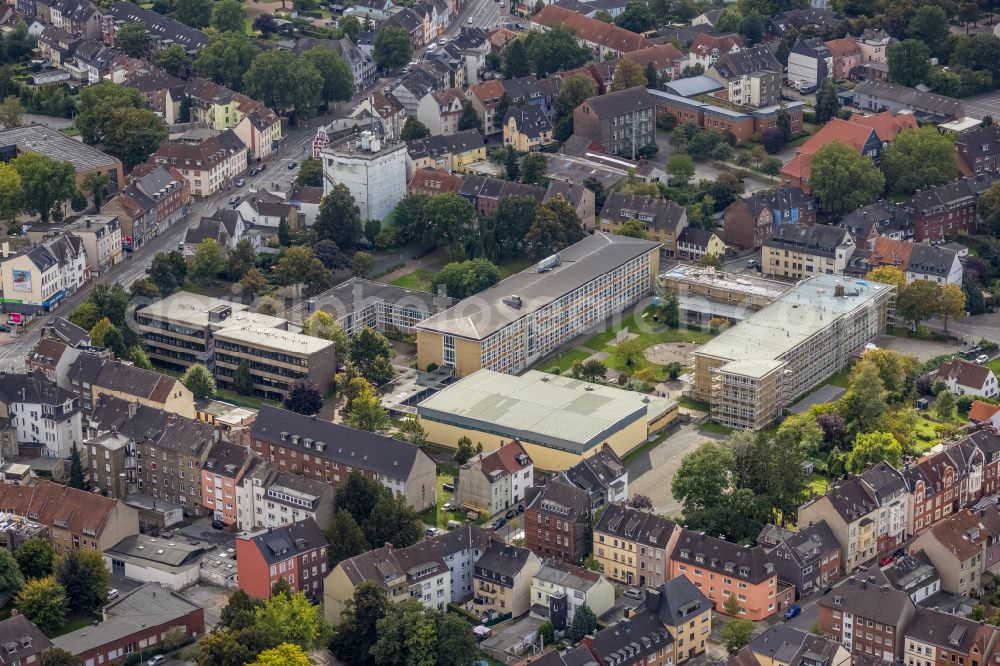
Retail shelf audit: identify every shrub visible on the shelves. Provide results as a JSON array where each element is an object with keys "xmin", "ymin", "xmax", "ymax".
[{"xmin": 426, "ymin": 362, "xmax": 439, "ymax": 372}]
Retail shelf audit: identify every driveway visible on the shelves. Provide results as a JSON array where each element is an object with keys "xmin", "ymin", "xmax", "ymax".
[{"xmin": 627, "ymin": 422, "xmax": 721, "ymax": 516}]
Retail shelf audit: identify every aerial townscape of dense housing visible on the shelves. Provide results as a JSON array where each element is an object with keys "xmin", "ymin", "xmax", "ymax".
[{"xmin": 3, "ymin": 0, "xmax": 1000, "ymax": 662}]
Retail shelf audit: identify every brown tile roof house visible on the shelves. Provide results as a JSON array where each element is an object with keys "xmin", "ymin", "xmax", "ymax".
[
  {"xmin": 970, "ymin": 401, "xmax": 1000, "ymax": 424},
  {"xmin": 933, "ymin": 358, "xmax": 998, "ymax": 397},
  {"xmin": 688, "ymin": 32, "xmax": 745, "ymax": 62},
  {"xmin": 781, "ymin": 117, "xmax": 881, "ymax": 190},
  {"xmin": 532, "ymin": 5, "xmax": 653, "ymax": 54},
  {"xmin": 905, "ymin": 607, "xmax": 998, "ymax": 662},
  {"xmin": 481, "ymin": 439, "xmax": 533, "ymax": 478},
  {"xmin": 408, "ymin": 168, "xmax": 465, "ymax": 196},
  {"xmin": 848, "ymin": 111, "xmax": 918, "ymax": 143},
  {"xmin": 524, "ymin": 480, "xmax": 591, "ymax": 564},
  {"xmin": 0, "ymin": 480, "xmax": 139, "ymax": 551}
]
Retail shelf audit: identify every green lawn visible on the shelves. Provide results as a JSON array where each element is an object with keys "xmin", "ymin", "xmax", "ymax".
[
  {"xmin": 988, "ymin": 357, "xmax": 1000, "ymax": 376},
  {"xmin": 46, "ymin": 613, "xmax": 102, "ymax": 639},
  {"xmin": 699, "ymin": 421, "xmax": 735, "ymax": 436},
  {"xmin": 540, "ymin": 349, "xmax": 592, "ymax": 374},
  {"xmin": 390, "ymin": 268, "xmax": 438, "ymax": 292},
  {"xmin": 582, "ymin": 308, "xmax": 715, "ymax": 380},
  {"xmin": 678, "ymin": 396, "xmax": 710, "ymax": 412},
  {"xmin": 806, "ymin": 473, "xmax": 832, "ymax": 497},
  {"xmin": 419, "ymin": 471, "xmax": 486, "ymax": 529}
]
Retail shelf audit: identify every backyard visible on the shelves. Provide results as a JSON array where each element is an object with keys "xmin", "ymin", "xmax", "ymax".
[{"xmin": 418, "ymin": 469, "xmax": 489, "ymax": 530}]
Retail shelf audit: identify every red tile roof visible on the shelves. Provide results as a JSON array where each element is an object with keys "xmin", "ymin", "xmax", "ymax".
[
  {"xmin": 480, "ymin": 440, "xmax": 532, "ymax": 477},
  {"xmin": 532, "ymin": 5, "xmax": 652, "ymax": 53},
  {"xmin": 780, "ymin": 118, "xmax": 878, "ymax": 185},
  {"xmin": 623, "ymin": 43, "xmax": 684, "ymax": 68},
  {"xmin": 969, "ymin": 400, "xmax": 1000, "ymax": 423},
  {"xmin": 870, "ymin": 237, "xmax": 914, "ymax": 269},
  {"xmin": 934, "ymin": 358, "xmax": 995, "ymax": 391},
  {"xmin": 408, "ymin": 168, "xmax": 465, "ymax": 195},
  {"xmin": 0, "ymin": 480, "xmax": 127, "ymax": 540},
  {"xmin": 688, "ymin": 32, "xmax": 744, "ymax": 58},
  {"xmin": 848, "ymin": 111, "xmax": 918, "ymax": 143},
  {"xmin": 468, "ymin": 79, "xmax": 506, "ymax": 106},
  {"xmin": 824, "ymin": 36, "xmax": 861, "ymax": 58}
]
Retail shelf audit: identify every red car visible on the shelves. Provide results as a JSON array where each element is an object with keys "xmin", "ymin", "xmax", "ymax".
[{"xmin": 878, "ymin": 555, "xmax": 895, "ymax": 566}]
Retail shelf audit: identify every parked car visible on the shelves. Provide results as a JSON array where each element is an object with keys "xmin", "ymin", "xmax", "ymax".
[
  {"xmin": 747, "ymin": 259, "xmax": 759, "ymax": 268},
  {"xmin": 147, "ymin": 657, "xmax": 165, "ymax": 666},
  {"xmin": 505, "ymin": 509, "xmax": 516, "ymax": 520},
  {"xmin": 516, "ymin": 504, "xmax": 524, "ymax": 514},
  {"xmin": 287, "ymin": 161, "xmax": 297, "ymax": 170},
  {"xmin": 228, "ymin": 195, "xmax": 241, "ymax": 206},
  {"xmin": 784, "ymin": 605, "xmax": 802, "ymax": 620},
  {"xmin": 492, "ymin": 517, "xmax": 506, "ymax": 529},
  {"xmin": 442, "ymin": 482, "xmax": 455, "ymax": 492},
  {"xmin": 878, "ymin": 554, "xmax": 895, "ymax": 566},
  {"xmin": 893, "ymin": 547, "xmax": 906, "ymax": 558},
  {"xmin": 466, "ymin": 510, "xmax": 479, "ymax": 520},
  {"xmin": 212, "ymin": 520, "xmax": 226, "ymax": 530},
  {"xmin": 249, "ymin": 166, "xmax": 260, "ymax": 176},
  {"xmin": 468, "ymin": 17, "xmax": 473, "ymax": 23},
  {"xmin": 623, "ymin": 587, "xmax": 643, "ymax": 600},
  {"xmin": 425, "ymin": 526, "xmax": 440, "ymax": 537},
  {"xmin": 107, "ymin": 589, "xmax": 119, "ymax": 601},
  {"xmin": 235, "ymin": 177, "xmax": 245, "ymax": 187},
  {"xmin": 442, "ymin": 502, "xmax": 455, "ymax": 511},
  {"xmin": 258, "ymin": 163, "xmax": 266, "ymax": 171},
  {"xmin": 977, "ymin": 354, "xmax": 990, "ymax": 364}
]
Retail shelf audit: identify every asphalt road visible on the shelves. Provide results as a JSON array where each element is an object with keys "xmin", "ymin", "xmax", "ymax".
[{"xmin": 0, "ymin": 120, "xmax": 320, "ymax": 373}]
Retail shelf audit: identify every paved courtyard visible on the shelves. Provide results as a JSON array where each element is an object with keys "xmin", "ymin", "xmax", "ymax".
[
  {"xmin": 627, "ymin": 422, "xmax": 720, "ymax": 516},
  {"xmin": 960, "ymin": 89, "xmax": 1000, "ymax": 120},
  {"xmin": 874, "ymin": 334, "xmax": 961, "ymax": 362}
]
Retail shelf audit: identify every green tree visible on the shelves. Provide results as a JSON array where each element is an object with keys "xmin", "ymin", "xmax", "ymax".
[
  {"xmin": 181, "ymin": 362, "xmax": 216, "ymax": 399},
  {"xmin": 610, "ymin": 58, "xmax": 648, "ymax": 92},
  {"xmin": 304, "ymin": 47, "xmax": 354, "ymax": 107},
  {"xmin": 325, "ymin": 509, "xmax": 369, "ymax": 566},
  {"xmin": 0, "ymin": 162, "xmax": 22, "ymax": 222},
  {"xmin": 254, "ymin": 592, "xmax": 331, "ymax": 649},
  {"xmin": 0, "ymin": 96, "xmax": 23, "ymax": 130},
  {"xmin": 173, "ymin": 0, "xmax": 211, "ymax": 27},
  {"xmin": 572, "ymin": 358, "xmax": 608, "ymax": 382},
  {"xmin": 283, "ymin": 378, "xmax": 323, "ymax": 415},
  {"xmin": 346, "ymin": 383, "xmax": 392, "ymax": 433},
  {"xmin": 195, "ymin": 33, "xmax": 260, "ymax": 91},
  {"xmin": 724, "ymin": 593, "xmax": 741, "ymax": 616},
  {"xmin": 504, "ymin": 146, "xmax": 520, "ymax": 181},
  {"xmin": 840, "ymin": 359, "xmax": 889, "ymax": 435},
  {"xmin": 212, "ymin": 0, "xmax": 245, "ymax": 32},
  {"xmin": 553, "ymin": 74, "xmax": 595, "ymax": 141},
  {"xmin": 153, "ymin": 44, "xmax": 188, "ymax": 76},
  {"xmin": 896, "ymin": 280, "xmax": 942, "ymax": 330},
  {"xmin": 189, "ymin": 238, "xmax": 227, "ymax": 284},
  {"xmin": 523, "ymin": 24, "xmax": 592, "ymax": 76},
  {"xmin": 502, "ymin": 39, "xmax": 531, "ymax": 79},
  {"xmin": 295, "ymin": 157, "xmax": 323, "ymax": 188},
  {"xmin": 129, "ymin": 345, "xmax": 153, "ymax": 370},
  {"xmin": 618, "ymin": 218, "xmax": 649, "ymax": 238},
  {"xmin": 400, "ymin": 116, "xmax": 430, "ymax": 141},
  {"xmin": 538, "ymin": 621, "xmax": 555, "ymax": 646},
  {"xmin": 521, "ymin": 152, "xmax": 548, "ymax": 186},
  {"xmin": 240, "ymin": 267, "xmax": 268, "ymax": 299},
  {"xmin": 373, "ymin": 25, "xmax": 412, "ymax": 70},
  {"xmin": 722, "ymin": 619, "xmax": 756, "ymax": 653},
  {"xmin": 645, "ymin": 61, "xmax": 659, "ymax": 88},
  {"xmin": 882, "ymin": 126, "xmax": 958, "ymax": 195},
  {"xmin": 525, "ymin": 196, "xmax": 584, "ymax": 260},
  {"xmin": 458, "ymin": 101, "xmax": 482, "ymax": 131},
  {"xmin": 233, "ymin": 360, "xmax": 254, "ymax": 395},
  {"xmin": 250, "ymin": 644, "xmax": 310, "ymax": 666},
  {"xmin": 431, "ymin": 259, "xmax": 501, "ymax": 299},
  {"xmin": 815, "ymin": 78, "xmax": 840, "ymax": 123},
  {"xmin": 339, "ymin": 14, "xmax": 361, "ymax": 42},
  {"xmin": 88, "ymin": 317, "xmax": 116, "ymax": 347},
  {"xmin": 227, "ymin": 238, "xmax": 256, "ymax": 281},
  {"xmin": 889, "ymin": 38, "xmax": 931, "ymax": 86},
  {"xmin": 330, "ymin": 583, "xmax": 389, "ymax": 665},
  {"xmin": 866, "ymin": 265, "xmax": 907, "ymax": 291},
  {"xmin": 614, "ymin": 337, "xmax": 644, "ymax": 368},
  {"xmin": 667, "ymin": 153, "xmax": 695, "ymax": 185},
  {"xmin": 421, "ymin": 193, "xmax": 480, "ymax": 258},
  {"xmin": 738, "ymin": 10, "xmax": 765, "ymax": 44},
  {"xmin": 15, "ymin": 538, "xmax": 54, "ymax": 581},
  {"xmin": 115, "ymin": 21, "xmax": 147, "ymax": 57},
  {"xmin": 568, "ymin": 604, "xmax": 597, "ymax": 641},
  {"xmin": 55, "ymin": 550, "xmax": 109, "ymax": 614},
  {"xmin": 0, "ymin": 548, "xmax": 23, "ymax": 595},
  {"xmin": 453, "ymin": 436, "xmax": 481, "ymax": 465},
  {"xmin": 219, "ymin": 589, "xmax": 264, "ymax": 630},
  {"xmin": 244, "ymin": 51, "xmax": 323, "ymax": 120},
  {"xmin": 148, "ymin": 250, "xmax": 187, "ymax": 296},
  {"xmin": 939, "ymin": 282, "xmax": 966, "ymax": 331},
  {"xmin": 15, "ymin": 577, "xmax": 66, "ymax": 632},
  {"xmin": 907, "ymin": 5, "xmax": 949, "ymax": 56},
  {"xmin": 105, "ymin": 106, "xmax": 168, "ymax": 168},
  {"xmin": 68, "ymin": 443, "xmax": 87, "ymax": 490},
  {"xmin": 349, "ymin": 327, "xmax": 396, "ymax": 386},
  {"xmin": 847, "ymin": 432, "xmax": 903, "ymax": 472},
  {"xmin": 316, "ymin": 183, "xmax": 362, "ymax": 249},
  {"xmin": 809, "ymin": 141, "xmax": 885, "ymax": 214},
  {"xmin": 615, "ymin": 1, "xmax": 654, "ymax": 31},
  {"xmin": 11, "ymin": 152, "xmax": 75, "ymax": 223},
  {"xmin": 81, "ymin": 172, "xmax": 109, "ymax": 211},
  {"xmin": 484, "ymin": 195, "xmax": 538, "ymax": 262},
  {"xmin": 981, "ymin": 182, "xmax": 1000, "ymax": 235},
  {"xmin": 396, "ymin": 416, "xmax": 427, "ymax": 447},
  {"xmin": 351, "ymin": 251, "xmax": 375, "ymax": 278}
]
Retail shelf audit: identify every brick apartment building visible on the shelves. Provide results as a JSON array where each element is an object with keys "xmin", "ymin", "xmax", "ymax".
[
  {"xmin": 235, "ymin": 518, "xmax": 328, "ymax": 600},
  {"xmin": 818, "ymin": 571, "xmax": 916, "ymax": 661},
  {"xmin": 900, "ymin": 173, "xmax": 997, "ymax": 242},
  {"xmin": 524, "ymin": 480, "xmax": 591, "ymax": 565}
]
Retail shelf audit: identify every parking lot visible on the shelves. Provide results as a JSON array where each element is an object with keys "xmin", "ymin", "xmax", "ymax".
[{"xmin": 627, "ymin": 422, "xmax": 723, "ymax": 516}]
